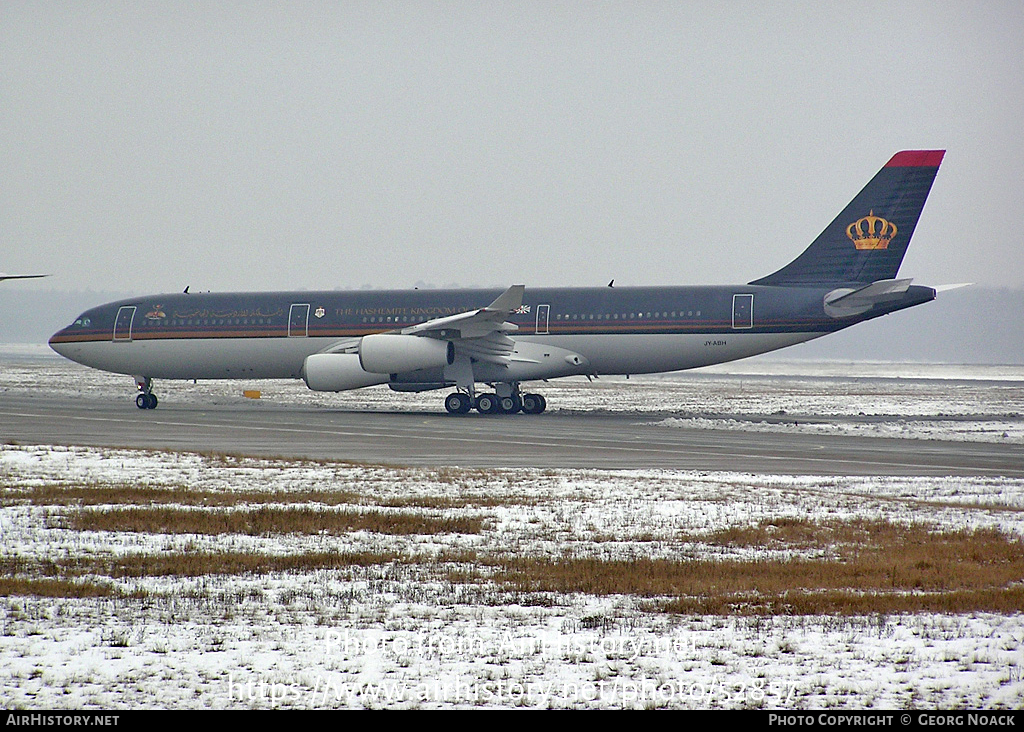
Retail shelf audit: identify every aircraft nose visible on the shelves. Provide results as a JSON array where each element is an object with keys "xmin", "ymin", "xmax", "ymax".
[{"xmin": 49, "ymin": 326, "xmax": 75, "ymax": 359}]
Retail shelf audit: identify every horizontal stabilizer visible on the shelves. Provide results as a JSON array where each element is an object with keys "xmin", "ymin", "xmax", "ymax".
[{"xmin": 824, "ymin": 278, "xmax": 913, "ymax": 318}]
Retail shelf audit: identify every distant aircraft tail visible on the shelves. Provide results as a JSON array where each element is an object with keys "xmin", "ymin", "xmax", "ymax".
[{"xmin": 750, "ymin": 150, "xmax": 945, "ymax": 286}]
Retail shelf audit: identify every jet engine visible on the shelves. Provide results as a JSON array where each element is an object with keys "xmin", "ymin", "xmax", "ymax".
[
  {"xmin": 303, "ymin": 353, "xmax": 388, "ymax": 392},
  {"xmin": 358, "ymin": 334, "xmax": 454, "ymax": 374}
]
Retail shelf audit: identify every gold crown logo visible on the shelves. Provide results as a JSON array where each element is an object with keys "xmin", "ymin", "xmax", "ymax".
[{"xmin": 846, "ymin": 210, "xmax": 897, "ymax": 250}]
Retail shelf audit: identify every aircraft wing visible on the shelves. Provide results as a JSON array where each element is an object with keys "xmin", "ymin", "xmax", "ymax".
[
  {"xmin": 319, "ymin": 337, "xmax": 361, "ymax": 355},
  {"xmin": 397, "ymin": 285, "xmax": 525, "ymax": 365},
  {"xmin": 400, "ymin": 284, "xmax": 524, "ymax": 339},
  {"xmin": 318, "ymin": 285, "xmax": 526, "ymax": 365}
]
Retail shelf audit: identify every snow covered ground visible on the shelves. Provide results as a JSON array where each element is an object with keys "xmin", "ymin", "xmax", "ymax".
[
  {"xmin": 2, "ymin": 445, "xmax": 1024, "ymax": 709},
  {"xmin": 2, "ymin": 346, "xmax": 1024, "ymax": 708}
]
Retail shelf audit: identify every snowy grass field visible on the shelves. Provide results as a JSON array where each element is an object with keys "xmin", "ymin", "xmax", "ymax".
[{"xmin": 2, "ymin": 347, "xmax": 1024, "ymax": 708}]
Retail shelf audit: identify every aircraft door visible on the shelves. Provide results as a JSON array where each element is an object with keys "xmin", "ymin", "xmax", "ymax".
[
  {"xmin": 536, "ymin": 304, "xmax": 550, "ymax": 335},
  {"xmin": 732, "ymin": 294, "xmax": 753, "ymax": 329},
  {"xmin": 288, "ymin": 304, "xmax": 310, "ymax": 337},
  {"xmin": 113, "ymin": 306, "xmax": 136, "ymax": 341}
]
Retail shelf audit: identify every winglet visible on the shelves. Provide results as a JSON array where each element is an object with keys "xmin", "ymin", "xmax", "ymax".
[{"xmin": 485, "ymin": 284, "xmax": 525, "ymax": 314}]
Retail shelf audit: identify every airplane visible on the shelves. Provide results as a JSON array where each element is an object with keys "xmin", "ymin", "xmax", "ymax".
[
  {"xmin": 50, "ymin": 150, "xmax": 945, "ymax": 414},
  {"xmin": 0, "ymin": 272, "xmax": 48, "ymax": 282}
]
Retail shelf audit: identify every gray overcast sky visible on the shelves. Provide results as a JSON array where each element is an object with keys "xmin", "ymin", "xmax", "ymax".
[{"xmin": 2, "ymin": 1, "xmax": 1022, "ymax": 294}]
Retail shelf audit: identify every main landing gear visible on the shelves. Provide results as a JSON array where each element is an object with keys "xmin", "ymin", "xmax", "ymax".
[
  {"xmin": 443, "ymin": 385, "xmax": 546, "ymax": 415},
  {"xmin": 134, "ymin": 376, "xmax": 158, "ymax": 410}
]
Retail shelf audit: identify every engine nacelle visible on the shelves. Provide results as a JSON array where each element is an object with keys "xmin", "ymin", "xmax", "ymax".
[
  {"xmin": 358, "ymin": 334, "xmax": 454, "ymax": 374},
  {"xmin": 303, "ymin": 353, "xmax": 389, "ymax": 392}
]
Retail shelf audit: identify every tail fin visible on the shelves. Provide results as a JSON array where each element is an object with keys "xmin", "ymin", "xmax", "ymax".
[{"xmin": 751, "ymin": 150, "xmax": 945, "ymax": 286}]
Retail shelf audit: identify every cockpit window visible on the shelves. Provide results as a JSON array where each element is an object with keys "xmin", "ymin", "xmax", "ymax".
[{"xmin": 73, "ymin": 317, "xmax": 92, "ymax": 328}]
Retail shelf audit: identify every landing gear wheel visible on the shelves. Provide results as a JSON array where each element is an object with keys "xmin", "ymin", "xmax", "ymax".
[
  {"xmin": 444, "ymin": 392, "xmax": 471, "ymax": 415},
  {"xmin": 521, "ymin": 393, "xmax": 546, "ymax": 415},
  {"xmin": 475, "ymin": 393, "xmax": 498, "ymax": 414},
  {"xmin": 496, "ymin": 395, "xmax": 521, "ymax": 414},
  {"xmin": 135, "ymin": 393, "xmax": 158, "ymax": 410}
]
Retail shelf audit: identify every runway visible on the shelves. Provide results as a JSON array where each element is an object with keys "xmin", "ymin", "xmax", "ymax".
[{"xmin": 3, "ymin": 391, "xmax": 1023, "ymax": 477}]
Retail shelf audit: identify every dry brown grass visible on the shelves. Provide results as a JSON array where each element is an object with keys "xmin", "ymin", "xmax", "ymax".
[
  {"xmin": 658, "ymin": 586, "xmax": 1024, "ymax": 615},
  {"xmin": 6, "ymin": 517, "xmax": 1023, "ymax": 615},
  {"xmin": 15, "ymin": 483, "xmax": 359, "ymax": 507},
  {"xmin": 482, "ymin": 520, "xmax": 1024, "ymax": 615},
  {"xmin": 7, "ymin": 483, "xmax": 530, "ymax": 510},
  {"xmin": 7, "ymin": 468, "xmax": 1024, "ymax": 616},
  {"xmin": 54, "ymin": 506, "xmax": 482, "ymax": 536},
  {"xmin": 0, "ymin": 577, "xmax": 117, "ymax": 598},
  {"xmin": 1, "ymin": 549, "xmax": 479, "ymax": 584},
  {"xmin": 700, "ymin": 516, "xmax": 833, "ymax": 547}
]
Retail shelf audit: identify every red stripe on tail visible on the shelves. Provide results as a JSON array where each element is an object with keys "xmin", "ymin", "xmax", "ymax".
[{"xmin": 885, "ymin": 150, "xmax": 945, "ymax": 167}]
